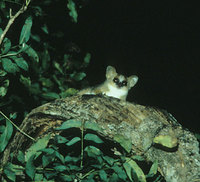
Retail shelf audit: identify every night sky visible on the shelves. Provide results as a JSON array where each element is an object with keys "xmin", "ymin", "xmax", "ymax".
[{"xmin": 66, "ymin": 1, "xmax": 200, "ymax": 132}]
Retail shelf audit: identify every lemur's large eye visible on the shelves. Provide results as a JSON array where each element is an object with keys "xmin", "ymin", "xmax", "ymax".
[
  {"xmin": 122, "ymin": 80, "xmax": 127, "ymax": 86},
  {"xmin": 113, "ymin": 77, "xmax": 119, "ymax": 83}
]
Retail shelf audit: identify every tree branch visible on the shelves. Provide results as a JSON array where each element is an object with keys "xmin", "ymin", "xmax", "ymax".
[{"xmin": 0, "ymin": 0, "xmax": 31, "ymax": 46}]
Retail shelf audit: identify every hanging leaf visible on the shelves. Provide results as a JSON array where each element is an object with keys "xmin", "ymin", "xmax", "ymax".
[
  {"xmin": 0, "ymin": 120, "xmax": 13, "ymax": 152},
  {"xmin": 19, "ymin": 16, "xmax": 33, "ymax": 44},
  {"xmin": 2, "ymin": 58, "xmax": 19, "ymax": 74}
]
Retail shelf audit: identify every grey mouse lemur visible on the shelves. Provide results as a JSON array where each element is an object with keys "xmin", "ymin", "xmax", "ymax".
[{"xmin": 78, "ymin": 66, "xmax": 138, "ymax": 101}]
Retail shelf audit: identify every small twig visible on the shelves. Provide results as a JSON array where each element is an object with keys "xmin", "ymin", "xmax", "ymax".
[
  {"xmin": 0, "ymin": 0, "xmax": 31, "ymax": 46},
  {"xmin": 0, "ymin": 111, "xmax": 35, "ymax": 141},
  {"xmin": 0, "ymin": 51, "xmax": 20, "ymax": 58}
]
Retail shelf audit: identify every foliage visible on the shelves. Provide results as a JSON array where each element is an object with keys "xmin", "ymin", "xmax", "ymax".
[
  {"xmin": 0, "ymin": 119, "xmax": 164, "ymax": 181},
  {"xmin": 0, "ymin": 0, "xmax": 90, "ymax": 125}
]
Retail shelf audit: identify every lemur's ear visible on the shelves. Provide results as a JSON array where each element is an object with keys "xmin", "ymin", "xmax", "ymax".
[
  {"xmin": 106, "ymin": 66, "xmax": 117, "ymax": 79},
  {"xmin": 128, "ymin": 75, "xmax": 138, "ymax": 88}
]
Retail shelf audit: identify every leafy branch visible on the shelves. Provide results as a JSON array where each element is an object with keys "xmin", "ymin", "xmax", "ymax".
[{"xmin": 0, "ymin": 0, "xmax": 31, "ymax": 46}]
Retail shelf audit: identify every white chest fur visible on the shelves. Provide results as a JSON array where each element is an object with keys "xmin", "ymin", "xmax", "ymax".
[{"xmin": 105, "ymin": 84, "xmax": 128, "ymax": 99}]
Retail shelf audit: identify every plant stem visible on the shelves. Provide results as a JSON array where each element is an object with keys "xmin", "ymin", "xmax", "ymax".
[{"xmin": 0, "ymin": 111, "xmax": 35, "ymax": 141}]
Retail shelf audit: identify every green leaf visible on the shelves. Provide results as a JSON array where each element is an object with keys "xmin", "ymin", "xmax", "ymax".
[
  {"xmin": 1, "ymin": 38, "xmax": 11, "ymax": 54},
  {"xmin": 55, "ymin": 151, "xmax": 65, "ymax": 164},
  {"xmin": 109, "ymin": 173, "xmax": 119, "ymax": 182},
  {"xmin": 67, "ymin": 0, "xmax": 78, "ymax": 23},
  {"xmin": 25, "ymin": 154, "xmax": 36, "ymax": 180},
  {"xmin": 17, "ymin": 150, "xmax": 25, "ymax": 164},
  {"xmin": 55, "ymin": 135, "xmax": 68, "ymax": 144},
  {"xmin": 20, "ymin": 75, "xmax": 31, "ymax": 87},
  {"xmin": 56, "ymin": 120, "xmax": 82, "ymax": 130},
  {"xmin": 84, "ymin": 146, "xmax": 102, "ymax": 158},
  {"xmin": 0, "ymin": 120, "xmax": 13, "ymax": 152},
  {"xmin": 65, "ymin": 155, "xmax": 80, "ymax": 163},
  {"xmin": 42, "ymin": 153, "xmax": 55, "ymax": 167},
  {"xmin": 14, "ymin": 57, "xmax": 29, "ymax": 71},
  {"xmin": 114, "ymin": 134, "xmax": 132, "ymax": 153},
  {"xmin": 0, "ymin": 28, "xmax": 3, "ymax": 35},
  {"xmin": 112, "ymin": 165, "xmax": 127, "ymax": 180},
  {"xmin": 124, "ymin": 158, "xmax": 146, "ymax": 182},
  {"xmin": 84, "ymin": 121, "xmax": 103, "ymax": 133},
  {"xmin": 2, "ymin": 58, "xmax": 19, "ymax": 74},
  {"xmin": 19, "ymin": 16, "xmax": 33, "ymax": 44},
  {"xmin": 39, "ymin": 77, "xmax": 53, "ymax": 87},
  {"xmin": 131, "ymin": 155, "xmax": 145, "ymax": 161},
  {"xmin": 68, "ymin": 164, "xmax": 81, "ymax": 171},
  {"xmin": 0, "ymin": 79, "xmax": 9, "ymax": 97},
  {"xmin": 70, "ymin": 72, "xmax": 86, "ymax": 81},
  {"xmin": 44, "ymin": 171, "xmax": 57, "ymax": 179},
  {"xmin": 34, "ymin": 173, "xmax": 44, "ymax": 181},
  {"xmin": 84, "ymin": 133, "xmax": 104, "ymax": 144},
  {"xmin": 147, "ymin": 160, "xmax": 158, "ymax": 178},
  {"xmin": 54, "ymin": 165, "xmax": 68, "ymax": 172},
  {"xmin": 23, "ymin": 45, "xmax": 39, "ymax": 62},
  {"xmin": 66, "ymin": 137, "xmax": 81, "ymax": 146},
  {"xmin": 0, "ymin": 70, "xmax": 7, "ymax": 76},
  {"xmin": 25, "ymin": 134, "xmax": 51, "ymax": 162},
  {"xmin": 40, "ymin": 148, "xmax": 55, "ymax": 154},
  {"xmin": 59, "ymin": 174, "xmax": 73, "ymax": 181},
  {"xmin": 102, "ymin": 156, "xmax": 115, "ymax": 166},
  {"xmin": 41, "ymin": 92, "xmax": 60, "ymax": 100},
  {"xmin": 99, "ymin": 170, "xmax": 107, "ymax": 181},
  {"xmin": 4, "ymin": 163, "xmax": 16, "ymax": 181},
  {"xmin": 60, "ymin": 88, "xmax": 78, "ymax": 97}
]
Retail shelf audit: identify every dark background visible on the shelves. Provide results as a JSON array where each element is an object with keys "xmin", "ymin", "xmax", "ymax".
[{"xmin": 57, "ymin": 1, "xmax": 200, "ymax": 132}]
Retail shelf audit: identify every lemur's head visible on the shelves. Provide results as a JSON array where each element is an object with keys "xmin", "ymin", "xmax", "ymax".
[{"xmin": 105, "ymin": 66, "xmax": 138, "ymax": 90}]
